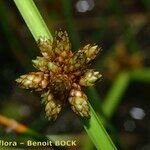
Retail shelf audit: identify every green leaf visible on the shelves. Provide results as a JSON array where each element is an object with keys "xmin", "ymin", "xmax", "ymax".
[
  {"xmin": 14, "ymin": 0, "xmax": 52, "ymax": 41},
  {"xmin": 80, "ymin": 103, "xmax": 117, "ymax": 150},
  {"xmin": 102, "ymin": 72, "xmax": 130, "ymax": 118}
]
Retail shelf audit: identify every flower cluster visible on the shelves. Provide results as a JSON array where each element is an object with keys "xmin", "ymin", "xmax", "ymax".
[
  {"xmin": 104, "ymin": 42, "xmax": 143, "ymax": 80},
  {"xmin": 16, "ymin": 30, "xmax": 101, "ymax": 120}
]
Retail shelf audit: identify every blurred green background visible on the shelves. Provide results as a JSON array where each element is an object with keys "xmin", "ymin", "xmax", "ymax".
[{"xmin": 0, "ymin": 0, "xmax": 149, "ymax": 150}]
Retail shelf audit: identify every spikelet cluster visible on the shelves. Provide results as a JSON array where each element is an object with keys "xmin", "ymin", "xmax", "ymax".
[
  {"xmin": 104, "ymin": 42, "xmax": 143, "ymax": 80},
  {"xmin": 16, "ymin": 30, "xmax": 101, "ymax": 120}
]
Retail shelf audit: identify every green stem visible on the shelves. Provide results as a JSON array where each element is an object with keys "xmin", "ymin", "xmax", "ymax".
[
  {"xmin": 14, "ymin": 0, "xmax": 117, "ymax": 149},
  {"xmin": 102, "ymin": 72, "xmax": 130, "ymax": 118},
  {"xmin": 86, "ymin": 87, "xmax": 103, "ymax": 115},
  {"xmin": 80, "ymin": 103, "xmax": 117, "ymax": 150},
  {"xmin": 14, "ymin": 0, "xmax": 52, "ymax": 41},
  {"xmin": 129, "ymin": 68, "xmax": 150, "ymax": 83}
]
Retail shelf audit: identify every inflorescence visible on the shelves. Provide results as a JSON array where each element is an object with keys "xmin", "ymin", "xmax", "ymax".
[{"xmin": 16, "ymin": 30, "xmax": 102, "ymax": 120}]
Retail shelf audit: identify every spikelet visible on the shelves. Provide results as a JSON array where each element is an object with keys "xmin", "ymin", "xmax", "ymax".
[
  {"xmin": 47, "ymin": 62, "xmax": 61, "ymax": 73},
  {"xmin": 16, "ymin": 72, "xmax": 49, "ymax": 91},
  {"xmin": 69, "ymin": 84, "xmax": 90, "ymax": 118},
  {"xmin": 79, "ymin": 69, "xmax": 102, "ymax": 86},
  {"xmin": 32, "ymin": 56, "xmax": 49, "ymax": 72},
  {"xmin": 65, "ymin": 51, "xmax": 86, "ymax": 72},
  {"xmin": 81, "ymin": 44, "xmax": 100, "ymax": 63},
  {"xmin": 53, "ymin": 30, "xmax": 71, "ymax": 54},
  {"xmin": 53, "ymin": 30, "xmax": 73, "ymax": 63},
  {"xmin": 37, "ymin": 37, "xmax": 55, "ymax": 59},
  {"xmin": 41, "ymin": 91, "xmax": 62, "ymax": 120}
]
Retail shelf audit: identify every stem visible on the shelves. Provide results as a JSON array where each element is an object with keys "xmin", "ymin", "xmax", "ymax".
[
  {"xmin": 102, "ymin": 72, "xmax": 130, "ymax": 118},
  {"xmin": 0, "ymin": 115, "xmax": 49, "ymax": 142},
  {"xmin": 80, "ymin": 103, "xmax": 117, "ymax": 150},
  {"xmin": 14, "ymin": 0, "xmax": 52, "ymax": 41},
  {"xmin": 0, "ymin": 115, "xmax": 27, "ymax": 133},
  {"xmin": 86, "ymin": 87, "xmax": 102, "ymax": 115},
  {"xmin": 129, "ymin": 68, "xmax": 150, "ymax": 83},
  {"xmin": 102, "ymin": 68, "xmax": 150, "ymax": 119},
  {"xmin": 14, "ymin": 0, "xmax": 117, "ymax": 149}
]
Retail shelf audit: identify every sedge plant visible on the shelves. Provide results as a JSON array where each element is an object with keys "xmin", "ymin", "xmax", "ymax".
[{"xmin": 13, "ymin": 0, "xmax": 117, "ymax": 149}]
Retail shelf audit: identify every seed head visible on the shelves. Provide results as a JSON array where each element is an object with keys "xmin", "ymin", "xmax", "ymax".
[
  {"xmin": 104, "ymin": 42, "xmax": 143, "ymax": 80},
  {"xmin": 16, "ymin": 30, "xmax": 102, "ymax": 120}
]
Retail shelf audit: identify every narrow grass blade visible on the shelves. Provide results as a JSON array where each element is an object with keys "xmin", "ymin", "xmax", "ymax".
[
  {"xmin": 80, "ymin": 103, "xmax": 117, "ymax": 150},
  {"xmin": 14, "ymin": 0, "xmax": 52, "ymax": 41},
  {"xmin": 102, "ymin": 72, "xmax": 130, "ymax": 118},
  {"xmin": 86, "ymin": 87, "xmax": 102, "ymax": 114},
  {"xmin": 129, "ymin": 68, "xmax": 150, "ymax": 83}
]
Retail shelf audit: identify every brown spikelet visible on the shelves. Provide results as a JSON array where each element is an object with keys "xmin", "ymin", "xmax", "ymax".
[
  {"xmin": 79, "ymin": 69, "xmax": 102, "ymax": 86},
  {"xmin": 32, "ymin": 57, "xmax": 49, "ymax": 72},
  {"xmin": 37, "ymin": 37, "xmax": 55, "ymax": 59},
  {"xmin": 66, "ymin": 50, "xmax": 87, "ymax": 72},
  {"xmin": 41, "ymin": 91, "xmax": 62, "ymax": 120},
  {"xmin": 16, "ymin": 72, "xmax": 49, "ymax": 91},
  {"xmin": 80, "ymin": 44, "xmax": 100, "ymax": 63},
  {"xmin": 68, "ymin": 84, "xmax": 90, "ymax": 118}
]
